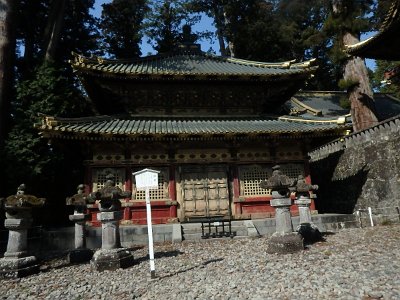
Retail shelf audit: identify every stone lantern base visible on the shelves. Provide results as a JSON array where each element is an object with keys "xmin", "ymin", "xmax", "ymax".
[
  {"xmin": 90, "ymin": 248, "xmax": 134, "ymax": 272},
  {"xmin": 0, "ymin": 256, "xmax": 40, "ymax": 279},
  {"xmin": 266, "ymin": 233, "xmax": 304, "ymax": 255}
]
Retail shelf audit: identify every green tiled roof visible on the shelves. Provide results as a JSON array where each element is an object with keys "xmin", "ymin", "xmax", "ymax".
[
  {"xmin": 71, "ymin": 51, "xmax": 316, "ymax": 79},
  {"xmin": 37, "ymin": 115, "xmax": 350, "ymax": 140},
  {"xmin": 345, "ymin": 0, "xmax": 400, "ymax": 60}
]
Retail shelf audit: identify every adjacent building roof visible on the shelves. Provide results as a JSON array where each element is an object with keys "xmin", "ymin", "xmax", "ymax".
[
  {"xmin": 344, "ymin": 0, "xmax": 400, "ymax": 60},
  {"xmin": 71, "ymin": 46, "xmax": 317, "ymax": 81},
  {"xmin": 289, "ymin": 91, "xmax": 400, "ymax": 121}
]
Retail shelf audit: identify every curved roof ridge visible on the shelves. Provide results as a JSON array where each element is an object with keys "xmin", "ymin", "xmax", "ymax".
[
  {"xmin": 71, "ymin": 50, "xmax": 228, "ymax": 65},
  {"xmin": 278, "ymin": 115, "xmax": 351, "ymax": 124},
  {"xmin": 381, "ymin": 0, "xmax": 400, "ymax": 31},
  {"xmin": 226, "ymin": 57, "xmax": 295, "ymax": 68}
]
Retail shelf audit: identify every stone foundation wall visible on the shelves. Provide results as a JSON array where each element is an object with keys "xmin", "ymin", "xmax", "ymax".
[{"xmin": 309, "ymin": 116, "xmax": 400, "ymax": 213}]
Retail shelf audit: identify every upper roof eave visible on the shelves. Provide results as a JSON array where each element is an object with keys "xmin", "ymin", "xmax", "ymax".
[
  {"xmin": 70, "ymin": 51, "xmax": 317, "ymax": 79},
  {"xmin": 344, "ymin": 0, "xmax": 400, "ymax": 59}
]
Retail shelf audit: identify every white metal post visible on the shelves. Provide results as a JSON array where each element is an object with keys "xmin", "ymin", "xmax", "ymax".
[
  {"xmin": 368, "ymin": 207, "xmax": 374, "ymax": 227},
  {"xmin": 132, "ymin": 168, "xmax": 160, "ymax": 279},
  {"xmin": 145, "ymin": 187, "xmax": 156, "ymax": 278}
]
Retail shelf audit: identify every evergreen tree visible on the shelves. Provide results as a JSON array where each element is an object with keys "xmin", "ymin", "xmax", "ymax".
[
  {"xmin": 187, "ymin": 0, "xmax": 227, "ymax": 56},
  {"xmin": 100, "ymin": 0, "xmax": 149, "ymax": 59},
  {"xmin": 0, "ymin": 0, "xmax": 17, "ymax": 195},
  {"xmin": 324, "ymin": 0, "xmax": 378, "ymax": 131},
  {"xmin": 2, "ymin": 0, "xmax": 99, "ymax": 223},
  {"xmin": 145, "ymin": 0, "xmax": 199, "ymax": 53}
]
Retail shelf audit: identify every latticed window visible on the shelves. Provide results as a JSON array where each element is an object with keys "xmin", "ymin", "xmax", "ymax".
[
  {"xmin": 92, "ymin": 168, "xmax": 125, "ymax": 191},
  {"xmin": 133, "ymin": 169, "xmax": 169, "ymax": 201},
  {"xmin": 240, "ymin": 165, "xmax": 271, "ymax": 196},
  {"xmin": 280, "ymin": 163, "xmax": 304, "ymax": 181}
]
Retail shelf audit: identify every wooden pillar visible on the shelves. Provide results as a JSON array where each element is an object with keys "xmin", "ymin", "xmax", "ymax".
[
  {"xmin": 84, "ymin": 166, "xmax": 92, "ymax": 194},
  {"xmin": 125, "ymin": 166, "xmax": 132, "ymax": 192},
  {"xmin": 304, "ymin": 159, "xmax": 312, "ymax": 184},
  {"xmin": 169, "ymin": 165, "xmax": 177, "ymax": 218},
  {"xmin": 231, "ymin": 165, "xmax": 241, "ymax": 216},
  {"xmin": 303, "ymin": 160, "xmax": 316, "ymax": 210}
]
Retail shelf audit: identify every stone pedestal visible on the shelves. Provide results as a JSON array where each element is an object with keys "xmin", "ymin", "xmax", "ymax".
[
  {"xmin": 0, "ymin": 218, "xmax": 39, "ymax": 279},
  {"xmin": 270, "ymin": 196, "xmax": 293, "ymax": 236},
  {"xmin": 295, "ymin": 196, "xmax": 312, "ymax": 225},
  {"xmin": 98, "ymin": 211, "xmax": 123, "ymax": 250},
  {"xmin": 90, "ymin": 210, "xmax": 134, "ymax": 271},
  {"xmin": 266, "ymin": 193, "xmax": 303, "ymax": 254},
  {"xmin": 68, "ymin": 213, "xmax": 93, "ymax": 263},
  {"xmin": 295, "ymin": 196, "xmax": 322, "ymax": 244}
]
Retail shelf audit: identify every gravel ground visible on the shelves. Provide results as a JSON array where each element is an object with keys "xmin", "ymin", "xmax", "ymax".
[{"xmin": 1, "ymin": 224, "xmax": 400, "ymax": 300}]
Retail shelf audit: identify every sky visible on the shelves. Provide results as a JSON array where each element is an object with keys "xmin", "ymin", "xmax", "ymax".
[{"xmin": 91, "ymin": 0, "xmax": 376, "ymax": 69}]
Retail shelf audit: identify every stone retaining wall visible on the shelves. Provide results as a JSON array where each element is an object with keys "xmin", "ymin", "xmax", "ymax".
[{"xmin": 309, "ymin": 115, "xmax": 400, "ymax": 213}]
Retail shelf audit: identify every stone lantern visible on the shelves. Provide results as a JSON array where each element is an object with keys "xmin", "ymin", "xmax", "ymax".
[
  {"xmin": 0, "ymin": 184, "xmax": 46, "ymax": 278},
  {"xmin": 260, "ymin": 165, "xmax": 303, "ymax": 254},
  {"xmin": 293, "ymin": 175, "xmax": 322, "ymax": 243},
  {"xmin": 66, "ymin": 184, "xmax": 94, "ymax": 263},
  {"xmin": 88, "ymin": 174, "xmax": 134, "ymax": 271}
]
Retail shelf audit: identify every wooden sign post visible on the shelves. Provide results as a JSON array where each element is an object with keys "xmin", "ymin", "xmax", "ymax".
[{"xmin": 132, "ymin": 168, "xmax": 160, "ymax": 279}]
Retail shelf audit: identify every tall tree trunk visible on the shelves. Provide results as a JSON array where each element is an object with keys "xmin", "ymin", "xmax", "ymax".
[
  {"xmin": 332, "ymin": 0, "xmax": 378, "ymax": 132},
  {"xmin": 223, "ymin": 10, "xmax": 235, "ymax": 57},
  {"xmin": 0, "ymin": 0, "xmax": 16, "ymax": 195},
  {"xmin": 0, "ymin": 0, "xmax": 16, "ymax": 148},
  {"xmin": 21, "ymin": 1, "xmax": 38, "ymax": 77},
  {"xmin": 343, "ymin": 33, "xmax": 378, "ymax": 131},
  {"xmin": 211, "ymin": 1, "xmax": 226, "ymax": 56},
  {"xmin": 43, "ymin": 0, "xmax": 66, "ymax": 63}
]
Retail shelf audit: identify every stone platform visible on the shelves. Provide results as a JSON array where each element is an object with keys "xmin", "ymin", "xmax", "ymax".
[{"xmin": 1, "ymin": 213, "xmax": 360, "ymax": 253}]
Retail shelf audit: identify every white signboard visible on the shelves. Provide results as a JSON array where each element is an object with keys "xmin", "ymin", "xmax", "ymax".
[{"xmin": 133, "ymin": 168, "xmax": 160, "ymax": 190}]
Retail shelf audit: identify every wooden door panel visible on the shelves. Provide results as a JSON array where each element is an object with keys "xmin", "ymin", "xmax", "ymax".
[{"xmin": 181, "ymin": 165, "xmax": 230, "ymax": 219}]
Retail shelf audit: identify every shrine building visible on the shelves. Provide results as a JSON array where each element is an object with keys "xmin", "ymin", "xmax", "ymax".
[{"xmin": 36, "ymin": 41, "xmax": 400, "ymax": 225}]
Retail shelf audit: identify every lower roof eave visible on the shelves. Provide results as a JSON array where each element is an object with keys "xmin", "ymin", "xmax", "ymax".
[{"xmin": 39, "ymin": 129, "xmax": 350, "ymax": 143}]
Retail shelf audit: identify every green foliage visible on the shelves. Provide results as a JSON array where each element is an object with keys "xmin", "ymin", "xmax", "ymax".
[
  {"xmin": 100, "ymin": 0, "xmax": 149, "ymax": 58},
  {"xmin": 339, "ymin": 96, "xmax": 351, "ymax": 109},
  {"xmin": 3, "ymin": 64, "xmax": 91, "ymax": 218},
  {"xmin": 338, "ymin": 78, "xmax": 359, "ymax": 91},
  {"xmin": 372, "ymin": 60, "xmax": 400, "ymax": 99}
]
